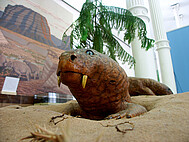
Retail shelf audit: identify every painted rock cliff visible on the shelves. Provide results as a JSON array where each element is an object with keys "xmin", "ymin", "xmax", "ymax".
[{"xmin": 0, "ymin": 4, "xmax": 55, "ymax": 46}]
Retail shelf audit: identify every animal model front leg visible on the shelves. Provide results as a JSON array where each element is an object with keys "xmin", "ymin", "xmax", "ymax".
[{"xmin": 106, "ymin": 102, "xmax": 147, "ymax": 119}]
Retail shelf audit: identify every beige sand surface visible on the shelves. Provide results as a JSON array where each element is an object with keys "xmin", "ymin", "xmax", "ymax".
[{"xmin": 0, "ymin": 92, "xmax": 189, "ymax": 142}]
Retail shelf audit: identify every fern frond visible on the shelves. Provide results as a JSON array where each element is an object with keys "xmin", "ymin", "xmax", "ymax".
[
  {"xmin": 100, "ymin": 5, "xmax": 154, "ymax": 49},
  {"xmin": 62, "ymin": 0, "xmax": 154, "ymax": 67},
  {"xmin": 100, "ymin": 24, "xmax": 135, "ymax": 66}
]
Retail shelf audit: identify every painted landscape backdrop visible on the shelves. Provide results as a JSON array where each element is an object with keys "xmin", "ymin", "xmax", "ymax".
[{"xmin": 0, "ymin": 4, "xmax": 72, "ymax": 97}]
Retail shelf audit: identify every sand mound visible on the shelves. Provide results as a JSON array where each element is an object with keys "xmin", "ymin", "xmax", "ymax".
[{"xmin": 0, "ymin": 92, "xmax": 189, "ymax": 142}]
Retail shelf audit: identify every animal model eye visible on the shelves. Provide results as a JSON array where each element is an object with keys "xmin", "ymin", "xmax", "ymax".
[{"xmin": 86, "ymin": 50, "xmax": 94, "ymax": 55}]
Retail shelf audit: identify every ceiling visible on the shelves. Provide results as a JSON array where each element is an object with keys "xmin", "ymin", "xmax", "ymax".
[{"xmin": 159, "ymin": 0, "xmax": 189, "ymax": 32}]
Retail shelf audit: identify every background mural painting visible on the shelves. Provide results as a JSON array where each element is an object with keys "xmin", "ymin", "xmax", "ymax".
[{"xmin": 0, "ymin": 2, "xmax": 72, "ymax": 97}]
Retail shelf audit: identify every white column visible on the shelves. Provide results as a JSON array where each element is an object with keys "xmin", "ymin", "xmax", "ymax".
[
  {"xmin": 126, "ymin": 0, "xmax": 157, "ymax": 80},
  {"xmin": 148, "ymin": 0, "xmax": 177, "ymax": 93}
]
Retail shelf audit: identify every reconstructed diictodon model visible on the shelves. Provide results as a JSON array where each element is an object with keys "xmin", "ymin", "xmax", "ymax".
[{"xmin": 57, "ymin": 49, "xmax": 173, "ymax": 120}]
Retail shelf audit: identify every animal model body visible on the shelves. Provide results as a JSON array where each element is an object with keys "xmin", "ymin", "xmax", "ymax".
[{"xmin": 57, "ymin": 49, "xmax": 172, "ymax": 120}]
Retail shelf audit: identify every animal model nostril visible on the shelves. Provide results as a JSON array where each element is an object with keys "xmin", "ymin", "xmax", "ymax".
[{"xmin": 70, "ymin": 54, "xmax": 77, "ymax": 61}]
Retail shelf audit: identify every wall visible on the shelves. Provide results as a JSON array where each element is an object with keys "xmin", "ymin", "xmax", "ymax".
[
  {"xmin": 0, "ymin": 0, "xmax": 73, "ymax": 41},
  {"xmin": 167, "ymin": 26, "xmax": 189, "ymax": 93}
]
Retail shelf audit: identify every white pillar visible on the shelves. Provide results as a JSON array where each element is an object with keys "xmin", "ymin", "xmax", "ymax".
[
  {"xmin": 148, "ymin": 0, "xmax": 177, "ymax": 93},
  {"xmin": 126, "ymin": 0, "xmax": 157, "ymax": 80}
]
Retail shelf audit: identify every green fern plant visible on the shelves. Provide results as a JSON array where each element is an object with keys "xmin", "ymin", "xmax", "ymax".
[{"xmin": 63, "ymin": 0, "xmax": 154, "ymax": 67}]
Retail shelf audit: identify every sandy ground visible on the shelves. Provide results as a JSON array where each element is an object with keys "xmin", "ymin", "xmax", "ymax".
[{"xmin": 0, "ymin": 92, "xmax": 189, "ymax": 142}]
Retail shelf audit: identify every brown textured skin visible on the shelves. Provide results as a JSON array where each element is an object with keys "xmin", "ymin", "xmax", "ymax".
[
  {"xmin": 57, "ymin": 49, "xmax": 172, "ymax": 120},
  {"xmin": 129, "ymin": 77, "xmax": 173, "ymax": 96}
]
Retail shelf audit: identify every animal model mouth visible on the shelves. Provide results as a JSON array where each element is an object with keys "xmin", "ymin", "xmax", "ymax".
[{"xmin": 57, "ymin": 71, "xmax": 88, "ymax": 89}]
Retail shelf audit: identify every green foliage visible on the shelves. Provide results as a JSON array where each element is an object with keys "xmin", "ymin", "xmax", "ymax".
[{"xmin": 63, "ymin": 0, "xmax": 154, "ymax": 67}]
